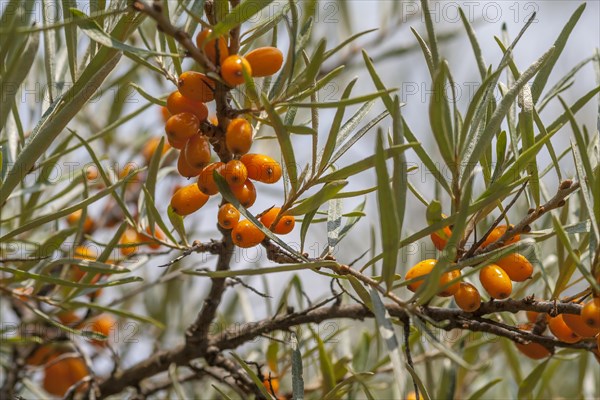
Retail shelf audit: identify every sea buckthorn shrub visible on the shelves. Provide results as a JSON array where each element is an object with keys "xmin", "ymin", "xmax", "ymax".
[{"xmin": 1, "ymin": 1, "xmax": 598, "ymax": 399}]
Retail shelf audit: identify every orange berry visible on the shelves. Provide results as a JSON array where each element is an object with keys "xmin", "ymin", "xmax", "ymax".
[
  {"xmin": 226, "ymin": 118, "xmax": 253, "ymax": 155},
  {"xmin": 240, "ymin": 153, "xmax": 282, "ymax": 183},
  {"xmin": 85, "ymin": 314, "xmax": 116, "ymax": 347},
  {"xmin": 26, "ymin": 345, "xmax": 58, "ymax": 366},
  {"xmin": 495, "ymin": 253, "xmax": 533, "ymax": 282},
  {"xmin": 245, "ymin": 47, "xmax": 284, "ymax": 77},
  {"xmin": 404, "ymin": 259, "xmax": 460, "ymax": 296},
  {"xmin": 231, "ymin": 179, "xmax": 257, "ymax": 208},
  {"xmin": 178, "ymin": 71, "xmax": 215, "ymax": 102},
  {"xmin": 405, "ymin": 259, "xmax": 435, "ymax": 292},
  {"xmin": 231, "ymin": 219, "xmax": 265, "ymax": 248},
  {"xmin": 196, "ymin": 29, "xmax": 229, "ymax": 65},
  {"xmin": 166, "ymin": 91, "xmax": 208, "ymax": 122},
  {"xmin": 515, "ymin": 325, "xmax": 551, "ymax": 360},
  {"xmin": 548, "ymin": 314, "xmax": 581, "ymax": 343},
  {"xmin": 142, "ymin": 137, "xmax": 171, "ymax": 164},
  {"xmin": 260, "ymin": 207, "xmax": 295, "ymax": 235},
  {"xmin": 167, "ymin": 135, "xmax": 188, "ymax": 150},
  {"xmin": 119, "ymin": 228, "xmax": 139, "ymax": 256},
  {"xmin": 85, "ymin": 166, "xmax": 99, "ymax": 181},
  {"xmin": 142, "ymin": 225, "xmax": 165, "ymax": 250},
  {"xmin": 184, "ymin": 135, "xmax": 212, "ymax": 169},
  {"xmin": 479, "ymin": 264, "xmax": 512, "ymax": 299},
  {"xmin": 57, "ymin": 310, "xmax": 80, "ymax": 326},
  {"xmin": 165, "ymin": 112, "xmax": 199, "ymax": 143},
  {"xmin": 454, "ymin": 282, "xmax": 481, "ymax": 312},
  {"xmin": 221, "ymin": 55, "xmax": 252, "ymax": 86},
  {"xmin": 197, "ymin": 162, "xmax": 225, "ymax": 195},
  {"xmin": 66, "ymin": 210, "xmax": 95, "ymax": 234},
  {"xmin": 43, "ymin": 354, "xmax": 89, "ymax": 396},
  {"xmin": 170, "ymin": 183, "xmax": 209, "ymax": 215},
  {"xmin": 177, "ymin": 149, "xmax": 204, "ymax": 178},
  {"xmin": 563, "ymin": 310, "xmax": 600, "ymax": 338},
  {"xmin": 262, "ymin": 375, "xmax": 280, "ymax": 394},
  {"xmin": 209, "ymin": 115, "xmax": 219, "ymax": 126},
  {"xmin": 430, "ymin": 225, "xmax": 452, "ymax": 250},
  {"xmin": 481, "ymin": 224, "xmax": 520, "ymax": 248},
  {"xmin": 161, "ymin": 106, "xmax": 171, "ymax": 122},
  {"xmin": 438, "ymin": 268, "xmax": 461, "ymax": 297},
  {"xmin": 218, "ymin": 203, "xmax": 240, "ymax": 230},
  {"xmin": 581, "ymin": 298, "xmax": 600, "ymax": 329},
  {"xmin": 222, "ymin": 160, "xmax": 248, "ymax": 187}
]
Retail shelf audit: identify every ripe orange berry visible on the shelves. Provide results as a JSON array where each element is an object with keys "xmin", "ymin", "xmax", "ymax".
[
  {"xmin": 184, "ymin": 135, "xmax": 212, "ymax": 169},
  {"xmin": 260, "ymin": 207, "xmax": 296, "ymax": 235},
  {"xmin": 405, "ymin": 259, "xmax": 435, "ymax": 292},
  {"xmin": 245, "ymin": 47, "xmax": 284, "ymax": 77},
  {"xmin": 85, "ymin": 314, "xmax": 116, "ymax": 347},
  {"xmin": 119, "ymin": 228, "xmax": 139, "ymax": 256},
  {"xmin": 548, "ymin": 314, "xmax": 581, "ymax": 343},
  {"xmin": 232, "ymin": 219, "xmax": 265, "ymax": 248},
  {"xmin": 221, "ymin": 55, "xmax": 252, "ymax": 86},
  {"xmin": 222, "ymin": 160, "xmax": 248, "ymax": 187},
  {"xmin": 178, "ymin": 71, "xmax": 215, "ymax": 102},
  {"xmin": 196, "ymin": 29, "xmax": 229, "ymax": 65},
  {"xmin": 171, "ymin": 183, "xmax": 209, "ymax": 215},
  {"xmin": 438, "ymin": 268, "xmax": 461, "ymax": 297},
  {"xmin": 563, "ymin": 310, "xmax": 600, "ymax": 338},
  {"xmin": 197, "ymin": 162, "xmax": 225, "ymax": 195},
  {"xmin": 430, "ymin": 225, "xmax": 452, "ymax": 250},
  {"xmin": 57, "ymin": 310, "xmax": 80, "ymax": 326},
  {"xmin": 142, "ymin": 225, "xmax": 165, "ymax": 250},
  {"xmin": 515, "ymin": 325, "xmax": 551, "ymax": 360},
  {"xmin": 43, "ymin": 354, "xmax": 89, "ymax": 396},
  {"xmin": 85, "ymin": 166, "xmax": 99, "ymax": 181},
  {"xmin": 404, "ymin": 259, "xmax": 460, "ymax": 296},
  {"xmin": 177, "ymin": 149, "xmax": 204, "ymax": 178},
  {"xmin": 167, "ymin": 135, "xmax": 188, "ymax": 150},
  {"xmin": 161, "ymin": 106, "xmax": 170, "ymax": 122},
  {"xmin": 262, "ymin": 375, "xmax": 280, "ymax": 394},
  {"xmin": 494, "ymin": 253, "xmax": 533, "ymax": 282},
  {"xmin": 240, "ymin": 153, "xmax": 282, "ymax": 184},
  {"xmin": 142, "ymin": 137, "xmax": 171, "ymax": 164},
  {"xmin": 226, "ymin": 118, "xmax": 253, "ymax": 155},
  {"xmin": 66, "ymin": 209, "xmax": 95, "ymax": 234},
  {"xmin": 231, "ymin": 179, "xmax": 257, "ymax": 208},
  {"xmin": 26, "ymin": 345, "xmax": 58, "ymax": 366},
  {"xmin": 454, "ymin": 282, "xmax": 481, "ymax": 312},
  {"xmin": 218, "ymin": 203, "xmax": 240, "ymax": 230},
  {"xmin": 166, "ymin": 91, "xmax": 208, "ymax": 122},
  {"xmin": 481, "ymin": 224, "xmax": 520, "ymax": 248},
  {"xmin": 479, "ymin": 264, "xmax": 512, "ymax": 299},
  {"xmin": 165, "ymin": 112, "xmax": 199, "ymax": 143},
  {"xmin": 582, "ymin": 298, "xmax": 600, "ymax": 329}
]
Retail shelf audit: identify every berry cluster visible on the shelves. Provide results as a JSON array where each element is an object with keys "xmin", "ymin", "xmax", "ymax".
[
  {"xmin": 407, "ymin": 224, "xmax": 528, "ymax": 310},
  {"xmin": 163, "ymin": 29, "xmax": 294, "ymax": 248},
  {"xmin": 409, "ymin": 217, "xmax": 600, "ymax": 358}
]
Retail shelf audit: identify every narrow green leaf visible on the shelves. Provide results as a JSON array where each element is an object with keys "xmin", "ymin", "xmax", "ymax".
[
  {"xmin": 287, "ymin": 181, "xmax": 348, "ymax": 216},
  {"xmin": 315, "ymin": 332, "xmax": 336, "ymax": 395},
  {"xmin": 167, "ymin": 205, "xmax": 189, "ymax": 247},
  {"xmin": 187, "ymin": 261, "xmax": 336, "ymax": 278},
  {"xmin": 262, "ymin": 93, "xmax": 298, "ymax": 191},
  {"xmin": 318, "ymin": 144, "xmax": 416, "ymax": 183},
  {"xmin": 518, "ymin": 359, "xmax": 550, "ymax": 399},
  {"xmin": 375, "ymin": 131, "xmax": 399, "ymax": 291},
  {"xmin": 229, "ymin": 352, "xmax": 274, "ymax": 399},
  {"xmin": 468, "ymin": 379, "xmax": 503, "ymax": 400}
]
